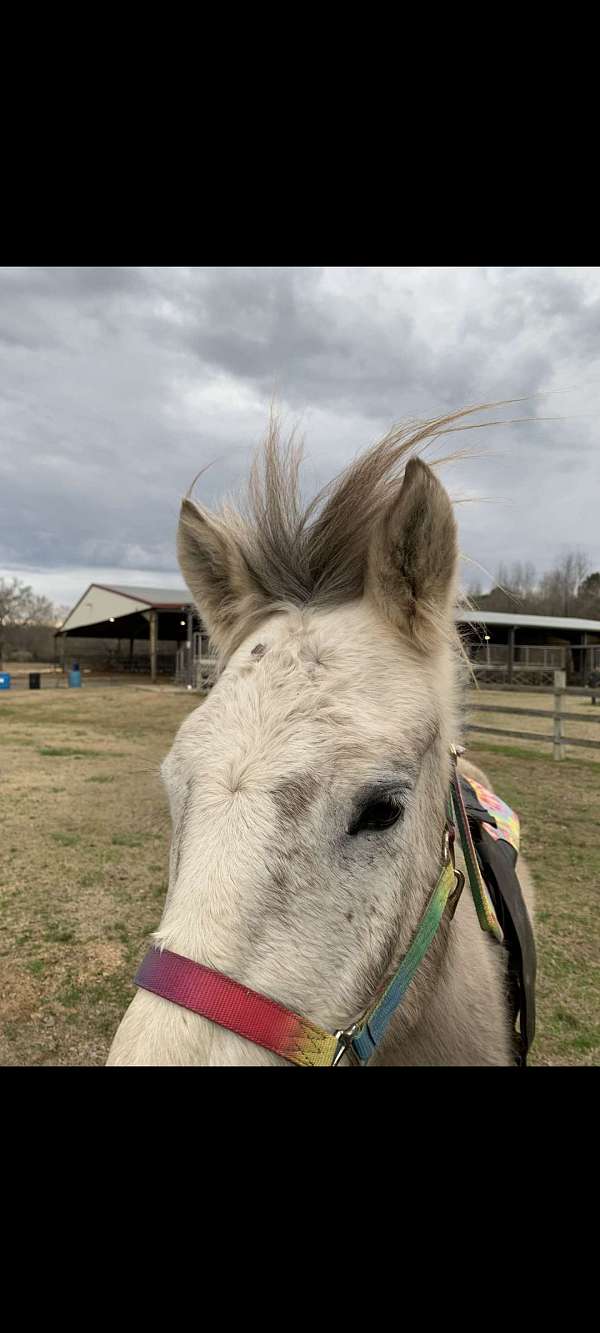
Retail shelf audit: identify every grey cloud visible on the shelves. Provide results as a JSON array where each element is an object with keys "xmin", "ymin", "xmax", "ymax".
[
  {"xmin": 152, "ymin": 267, "xmax": 587, "ymax": 420},
  {"xmin": 0, "ymin": 266, "xmax": 146, "ymax": 298},
  {"xmin": 1, "ymin": 266, "xmax": 599, "ymax": 605}
]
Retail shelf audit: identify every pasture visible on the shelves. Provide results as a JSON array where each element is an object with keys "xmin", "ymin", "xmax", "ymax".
[
  {"xmin": 467, "ymin": 687, "xmax": 600, "ymax": 761},
  {"xmin": 1, "ymin": 687, "xmax": 598, "ymax": 1066}
]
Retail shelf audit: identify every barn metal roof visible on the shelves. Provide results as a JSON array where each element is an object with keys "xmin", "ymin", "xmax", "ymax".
[
  {"xmin": 456, "ymin": 609, "xmax": 600, "ymax": 633},
  {"xmin": 97, "ymin": 584, "xmax": 191, "ymax": 606}
]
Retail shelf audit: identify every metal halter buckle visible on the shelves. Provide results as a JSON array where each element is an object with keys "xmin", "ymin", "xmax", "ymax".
[
  {"xmin": 443, "ymin": 825, "xmax": 465, "ymax": 919},
  {"xmin": 443, "ymin": 826, "xmax": 453, "ymax": 866},
  {"xmin": 447, "ymin": 867, "xmax": 466, "ymax": 919},
  {"xmin": 332, "ymin": 1023, "xmax": 363, "ymax": 1067}
]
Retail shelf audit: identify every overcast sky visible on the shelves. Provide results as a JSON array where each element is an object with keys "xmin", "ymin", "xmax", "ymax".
[{"xmin": 1, "ymin": 265, "xmax": 599, "ymax": 609}]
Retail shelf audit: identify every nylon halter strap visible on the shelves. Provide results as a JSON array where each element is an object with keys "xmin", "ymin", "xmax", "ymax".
[
  {"xmin": 134, "ymin": 747, "xmax": 503, "ymax": 1067},
  {"xmin": 448, "ymin": 747, "xmax": 503, "ymax": 944}
]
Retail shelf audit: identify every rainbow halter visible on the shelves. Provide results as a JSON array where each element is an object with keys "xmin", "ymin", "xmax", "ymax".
[{"xmin": 134, "ymin": 749, "xmax": 507, "ymax": 1067}]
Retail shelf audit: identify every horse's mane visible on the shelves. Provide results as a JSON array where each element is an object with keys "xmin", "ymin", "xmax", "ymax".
[{"xmin": 207, "ymin": 404, "xmax": 490, "ymax": 610}]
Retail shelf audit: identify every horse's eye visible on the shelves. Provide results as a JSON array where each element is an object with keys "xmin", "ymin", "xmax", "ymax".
[{"xmin": 348, "ymin": 795, "xmax": 404, "ymax": 835}]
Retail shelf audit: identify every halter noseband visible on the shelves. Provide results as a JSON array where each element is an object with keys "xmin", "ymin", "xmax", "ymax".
[{"xmin": 134, "ymin": 749, "xmax": 504, "ymax": 1067}]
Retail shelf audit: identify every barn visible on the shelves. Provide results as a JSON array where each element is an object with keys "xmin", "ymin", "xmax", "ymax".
[
  {"xmin": 56, "ymin": 585, "xmax": 600, "ymax": 689},
  {"xmin": 458, "ymin": 610, "xmax": 600, "ymax": 685},
  {"xmin": 56, "ymin": 583, "xmax": 206, "ymax": 683}
]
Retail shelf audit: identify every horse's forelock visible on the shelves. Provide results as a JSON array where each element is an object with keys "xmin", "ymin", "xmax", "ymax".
[{"xmin": 199, "ymin": 405, "xmax": 494, "ymax": 625}]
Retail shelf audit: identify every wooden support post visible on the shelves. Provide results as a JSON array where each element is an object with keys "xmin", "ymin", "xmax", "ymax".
[
  {"xmin": 187, "ymin": 610, "xmax": 194, "ymax": 688},
  {"xmin": 553, "ymin": 669, "xmax": 566, "ymax": 760},
  {"xmin": 129, "ymin": 637, "xmax": 134, "ymax": 672},
  {"xmin": 507, "ymin": 626, "xmax": 515, "ymax": 684},
  {"xmin": 149, "ymin": 610, "xmax": 158, "ymax": 684},
  {"xmin": 580, "ymin": 634, "xmax": 588, "ymax": 686}
]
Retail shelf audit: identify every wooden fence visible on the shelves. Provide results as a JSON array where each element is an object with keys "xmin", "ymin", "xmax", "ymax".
[{"xmin": 465, "ymin": 671, "xmax": 600, "ymax": 759}]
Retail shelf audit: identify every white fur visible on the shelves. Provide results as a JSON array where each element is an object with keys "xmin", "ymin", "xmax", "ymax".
[{"xmin": 108, "ymin": 600, "xmax": 532, "ymax": 1066}]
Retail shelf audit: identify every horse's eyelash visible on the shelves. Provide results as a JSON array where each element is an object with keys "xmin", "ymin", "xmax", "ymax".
[{"xmin": 358, "ymin": 782, "xmax": 412, "ymax": 806}]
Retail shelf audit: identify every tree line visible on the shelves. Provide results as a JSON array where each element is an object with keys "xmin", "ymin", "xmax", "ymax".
[
  {"xmin": 0, "ymin": 577, "xmax": 66, "ymax": 667},
  {"xmin": 468, "ymin": 552, "xmax": 600, "ymax": 620}
]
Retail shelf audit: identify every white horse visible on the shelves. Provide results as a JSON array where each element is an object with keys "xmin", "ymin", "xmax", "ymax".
[{"xmin": 108, "ymin": 410, "xmax": 535, "ymax": 1066}]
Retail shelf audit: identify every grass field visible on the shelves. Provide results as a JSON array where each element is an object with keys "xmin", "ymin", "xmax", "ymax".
[
  {"xmin": 1, "ymin": 687, "xmax": 598, "ymax": 1066},
  {"xmin": 0, "ymin": 687, "xmax": 198, "ymax": 1066}
]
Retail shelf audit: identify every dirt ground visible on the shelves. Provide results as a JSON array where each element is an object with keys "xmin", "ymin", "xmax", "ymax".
[{"xmin": 1, "ymin": 686, "xmax": 598, "ymax": 1066}]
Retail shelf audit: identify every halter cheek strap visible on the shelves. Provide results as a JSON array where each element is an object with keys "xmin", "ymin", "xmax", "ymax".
[
  {"xmin": 449, "ymin": 756, "xmax": 503, "ymax": 943},
  {"xmin": 341, "ymin": 858, "xmax": 458, "ymax": 1063}
]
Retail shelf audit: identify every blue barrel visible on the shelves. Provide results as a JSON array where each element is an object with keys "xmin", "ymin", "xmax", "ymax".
[
  {"xmin": 0, "ymin": 672, "xmax": 11, "ymax": 690},
  {"xmin": 68, "ymin": 668, "xmax": 82, "ymax": 688}
]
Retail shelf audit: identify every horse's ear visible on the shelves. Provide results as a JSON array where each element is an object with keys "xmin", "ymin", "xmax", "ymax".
[
  {"xmin": 177, "ymin": 498, "xmax": 267, "ymax": 652},
  {"xmin": 366, "ymin": 457, "xmax": 458, "ymax": 647}
]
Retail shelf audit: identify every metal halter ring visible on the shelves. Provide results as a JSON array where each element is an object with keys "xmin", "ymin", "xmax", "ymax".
[{"xmin": 332, "ymin": 1023, "xmax": 363, "ymax": 1067}]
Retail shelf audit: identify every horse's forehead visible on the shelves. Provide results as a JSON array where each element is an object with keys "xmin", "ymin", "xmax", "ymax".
[
  {"xmin": 173, "ymin": 605, "xmax": 433, "ymax": 773},
  {"xmin": 178, "ymin": 649, "xmax": 343, "ymax": 758},
  {"xmin": 224, "ymin": 602, "xmax": 411, "ymax": 685}
]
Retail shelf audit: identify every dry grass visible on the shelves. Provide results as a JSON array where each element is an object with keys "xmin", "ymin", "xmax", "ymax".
[
  {"xmin": 0, "ymin": 687, "xmax": 197, "ymax": 1065},
  {"xmin": 1, "ymin": 687, "xmax": 598, "ymax": 1066}
]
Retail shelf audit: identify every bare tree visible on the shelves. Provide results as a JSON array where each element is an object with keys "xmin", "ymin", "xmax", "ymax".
[
  {"xmin": 0, "ymin": 578, "xmax": 56, "ymax": 667},
  {"xmin": 479, "ymin": 561, "xmax": 539, "ymax": 612},
  {"xmin": 579, "ymin": 571, "xmax": 600, "ymax": 616},
  {"xmin": 494, "ymin": 561, "xmax": 538, "ymax": 601},
  {"xmin": 476, "ymin": 551, "xmax": 596, "ymax": 618},
  {"xmin": 536, "ymin": 552, "xmax": 588, "ymax": 616}
]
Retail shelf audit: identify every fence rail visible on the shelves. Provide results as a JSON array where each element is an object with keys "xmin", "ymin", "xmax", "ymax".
[
  {"xmin": 465, "ymin": 672, "xmax": 600, "ymax": 758},
  {"xmin": 472, "ymin": 682, "xmax": 600, "ymax": 696},
  {"xmin": 467, "ymin": 703, "xmax": 600, "ymax": 724}
]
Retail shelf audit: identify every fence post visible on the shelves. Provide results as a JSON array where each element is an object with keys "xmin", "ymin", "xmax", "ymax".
[
  {"xmin": 553, "ymin": 669, "xmax": 566, "ymax": 760},
  {"xmin": 507, "ymin": 627, "xmax": 515, "ymax": 684},
  {"xmin": 149, "ymin": 610, "xmax": 158, "ymax": 684}
]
